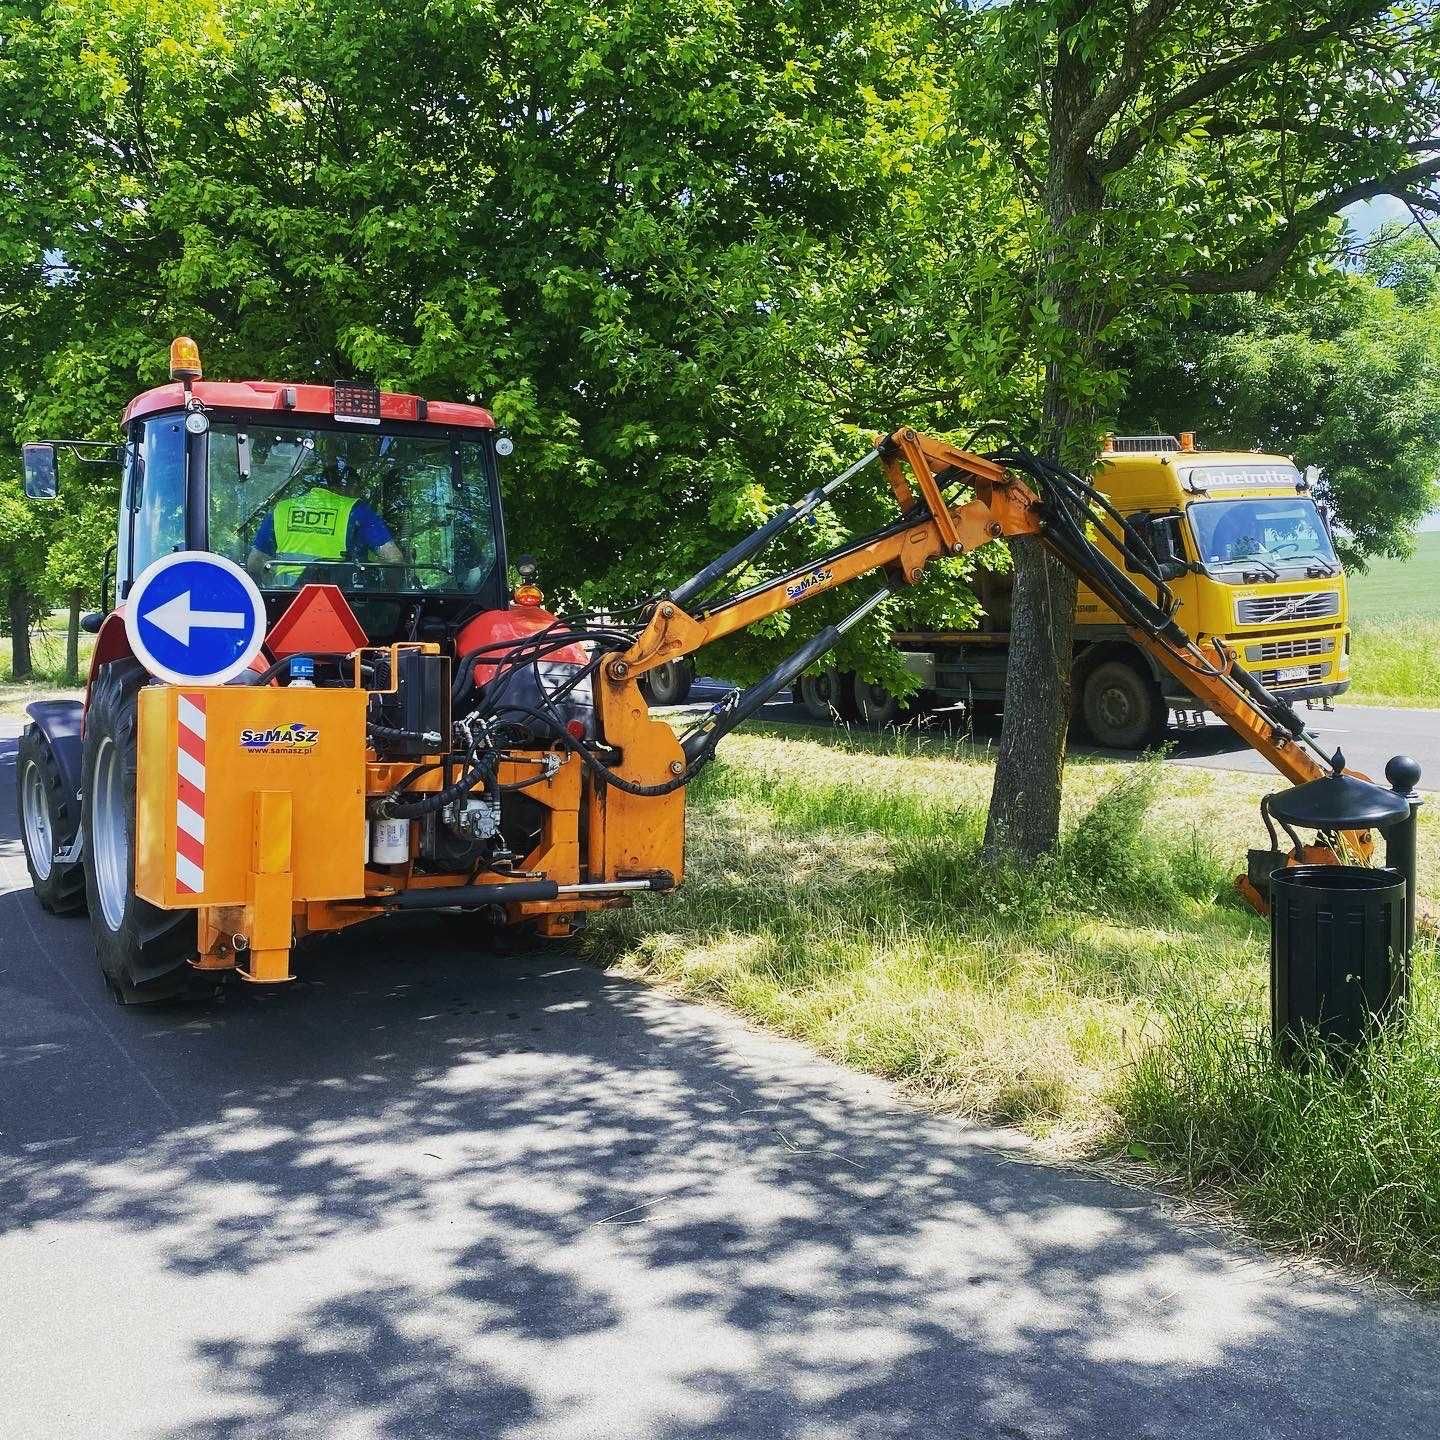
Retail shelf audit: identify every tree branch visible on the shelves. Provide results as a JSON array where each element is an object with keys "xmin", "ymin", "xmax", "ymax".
[
  {"xmin": 1098, "ymin": 7, "xmax": 1391, "ymax": 174},
  {"xmin": 1067, "ymin": 0, "xmax": 1184, "ymax": 161},
  {"xmin": 1171, "ymin": 155, "xmax": 1440, "ymax": 294}
]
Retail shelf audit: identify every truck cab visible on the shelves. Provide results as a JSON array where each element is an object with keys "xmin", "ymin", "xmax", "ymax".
[{"xmin": 886, "ymin": 432, "xmax": 1350, "ymax": 747}]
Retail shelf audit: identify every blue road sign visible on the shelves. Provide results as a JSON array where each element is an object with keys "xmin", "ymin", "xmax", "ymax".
[{"xmin": 124, "ymin": 551, "xmax": 268, "ymax": 686}]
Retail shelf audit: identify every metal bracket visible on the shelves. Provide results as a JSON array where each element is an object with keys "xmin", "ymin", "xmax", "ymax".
[{"xmin": 53, "ymin": 826, "xmax": 85, "ymax": 866}]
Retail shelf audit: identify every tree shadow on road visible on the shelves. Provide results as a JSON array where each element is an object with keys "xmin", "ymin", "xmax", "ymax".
[{"xmin": 0, "ymin": 733, "xmax": 1433, "ymax": 1440}]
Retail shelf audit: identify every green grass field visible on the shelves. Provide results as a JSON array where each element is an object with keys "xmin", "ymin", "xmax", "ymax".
[
  {"xmin": 1341, "ymin": 532, "xmax": 1440, "ymax": 707},
  {"xmin": 1347, "ymin": 531, "xmax": 1440, "ymax": 621},
  {"xmin": 589, "ymin": 723, "xmax": 1440, "ymax": 1293},
  {"xmin": 0, "ymin": 615, "xmax": 93, "ymax": 716}
]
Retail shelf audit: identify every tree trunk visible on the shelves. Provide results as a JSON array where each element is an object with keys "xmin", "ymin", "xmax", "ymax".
[
  {"xmin": 983, "ymin": 14, "xmax": 1101, "ymax": 858},
  {"xmin": 7, "ymin": 579, "xmax": 33, "ymax": 681},
  {"xmin": 65, "ymin": 586, "xmax": 83, "ymax": 685}
]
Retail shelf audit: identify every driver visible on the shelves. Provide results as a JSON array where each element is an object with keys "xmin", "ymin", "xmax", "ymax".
[{"xmin": 246, "ymin": 436, "xmax": 404, "ymax": 581}]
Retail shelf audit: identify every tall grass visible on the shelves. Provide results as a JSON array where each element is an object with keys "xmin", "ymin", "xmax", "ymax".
[
  {"xmin": 589, "ymin": 729, "xmax": 1440, "ymax": 1291},
  {"xmin": 1348, "ymin": 617, "xmax": 1440, "ymax": 707},
  {"xmin": 1123, "ymin": 955, "xmax": 1440, "ymax": 1291}
]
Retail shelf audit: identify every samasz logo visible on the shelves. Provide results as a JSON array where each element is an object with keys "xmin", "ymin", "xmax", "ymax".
[
  {"xmin": 241, "ymin": 721, "xmax": 320, "ymax": 754},
  {"xmin": 786, "ymin": 566, "xmax": 835, "ymax": 602}
]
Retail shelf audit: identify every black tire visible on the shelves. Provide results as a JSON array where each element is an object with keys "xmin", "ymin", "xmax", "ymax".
[
  {"xmin": 796, "ymin": 667, "xmax": 857, "ymax": 722},
  {"xmin": 639, "ymin": 658, "xmax": 694, "ymax": 706},
  {"xmin": 16, "ymin": 724, "xmax": 86, "ymax": 915},
  {"xmin": 1080, "ymin": 659, "xmax": 1166, "ymax": 750},
  {"xmin": 966, "ymin": 698, "xmax": 1003, "ymax": 734},
  {"xmin": 81, "ymin": 661, "xmax": 197, "ymax": 1004},
  {"xmin": 851, "ymin": 674, "xmax": 921, "ymax": 728}
]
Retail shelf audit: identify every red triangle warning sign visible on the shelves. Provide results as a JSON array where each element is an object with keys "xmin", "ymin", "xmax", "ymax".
[{"xmin": 266, "ymin": 584, "xmax": 368, "ymax": 657}]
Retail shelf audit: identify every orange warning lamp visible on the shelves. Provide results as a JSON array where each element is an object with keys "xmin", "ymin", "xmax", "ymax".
[
  {"xmin": 169, "ymin": 336, "xmax": 203, "ymax": 382},
  {"xmin": 512, "ymin": 554, "xmax": 543, "ymax": 607}
]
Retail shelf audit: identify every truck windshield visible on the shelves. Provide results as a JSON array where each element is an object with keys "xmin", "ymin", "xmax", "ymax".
[
  {"xmin": 207, "ymin": 421, "xmax": 500, "ymax": 595},
  {"xmin": 1187, "ymin": 497, "xmax": 1337, "ymax": 571}
]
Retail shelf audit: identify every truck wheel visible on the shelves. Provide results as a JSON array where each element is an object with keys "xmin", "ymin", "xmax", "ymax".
[
  {"xmin": 1080, "ymin": 660, "xmax": 1166, "ymax": 750},
  {"xmin": 967, "ymin": 698, "xmax": 1003, "ymax": 733},
  {"xmin": 82, "ymin": 661, "xmax": 197, "ymax": 1004},
  {"xmin": 797, "ymin": 668, "xmax": 855, "ymax": 722},
  {"xmin": 639, "ymin": 658, "xmax": 694, "ymax": 706},
  {"xmin": 17, "ymin": 724, "xmax": 86, "ymax": 915},
  {"xmin": 852, "ymin": 675, "xmax": 916, "ymax": 728}
]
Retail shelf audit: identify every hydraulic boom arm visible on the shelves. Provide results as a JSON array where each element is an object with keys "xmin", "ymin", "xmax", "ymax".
[{"xmin": 601, "ymin": 426, "xmax": 1370, "ymax": 864}]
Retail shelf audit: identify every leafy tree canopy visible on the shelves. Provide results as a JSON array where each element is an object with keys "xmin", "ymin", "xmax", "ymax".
[{"xmin": 1121, "ymin": 231, "xmax": 1440, "ymax": 564}]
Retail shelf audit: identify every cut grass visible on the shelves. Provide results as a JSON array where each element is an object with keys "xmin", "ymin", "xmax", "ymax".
[{"xmin": 587, "ymin": 723, "xmax": 1440, "ymax": 1292}]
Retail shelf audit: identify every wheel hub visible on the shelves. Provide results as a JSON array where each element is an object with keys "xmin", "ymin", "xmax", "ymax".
[
  {"xmin": 1097, "ymin": 685, "xmax": 1134, "ymax": 728},
  {"xmin": 91, "ymin": 736, "xmax": 129, "ymax": 933},
  {"xmin": 20, "ymin": 759, "xmax": 54, "ymax": 881}
]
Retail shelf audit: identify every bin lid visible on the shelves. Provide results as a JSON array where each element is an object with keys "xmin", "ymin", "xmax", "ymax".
[{"xmin": 1266, "ymin": 750, "xmax": 1412, "ymax": 830}]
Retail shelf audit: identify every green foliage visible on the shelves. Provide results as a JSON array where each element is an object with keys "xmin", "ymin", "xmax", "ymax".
[
  {"xmin": 0, "ymin": 0, "xmax": 1029, "ymax": 686},
  {"xmin": 1347, "ymin": 619, "xmax": 1440, "ymax": 707},
  {"xmin": 1121, "ymin": 236, "xmax": 1440, "ymax": 564},
  {"xmin": 2, "ymin": 0, "xmax": 1438, "ymax": 705},
  {"xmin": 895, "ymin": 759, "xmax": 1233, "ymax": 923}
]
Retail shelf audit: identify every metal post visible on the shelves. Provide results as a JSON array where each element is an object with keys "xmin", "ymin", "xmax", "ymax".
[{"xmin": 1383, "ymin": 755, "xmax": 1423, "ymax": 960}]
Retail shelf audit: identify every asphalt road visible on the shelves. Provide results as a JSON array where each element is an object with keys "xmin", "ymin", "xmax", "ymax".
[
  {"xmin": 688, "ymin": 684, "xmax": 1440, "ymax": 791},
  {"xmin": 3, "ymin": 718, "xmax": 1439, "ymax": 1439}
]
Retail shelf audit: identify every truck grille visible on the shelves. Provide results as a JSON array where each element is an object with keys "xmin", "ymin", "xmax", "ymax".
[
  {"xmin": 1236, "ymin": 591, "xmax": 1340, "ymax": 625},
  {"xmin": 1245, "ymin": 636, "xmax": 1333, "ymax": 663},
  {"xmin": 1257, "ymin": 664, "xmax": 1328, "ymax": 688}
]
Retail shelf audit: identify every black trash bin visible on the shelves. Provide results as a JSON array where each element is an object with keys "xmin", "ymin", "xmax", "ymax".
[{"xmin": 1270, "ymin": 864, "xmax": 1407, "ymax": 1059}]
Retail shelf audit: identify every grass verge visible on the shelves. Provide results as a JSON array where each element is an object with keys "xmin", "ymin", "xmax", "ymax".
[
  {"xmin": 586, "ymin": 724, "xmax": 1440, "ymax": 1292},
  {"xmin": 1346, "ymin": 616, "xmax": 1440, "ymax": 709},
  {"xmin": 1, "ymin": 617, "xmax": 92, "ymax": 716}
]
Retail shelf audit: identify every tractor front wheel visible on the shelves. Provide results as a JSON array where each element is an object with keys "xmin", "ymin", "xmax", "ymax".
[
  {"xmin": 17, "ymin": 723, "xmax": 86, "ymax": 914},
  {"xmin": 82, "ymin": 661, "xmax": 197, "ymax": 1004}
]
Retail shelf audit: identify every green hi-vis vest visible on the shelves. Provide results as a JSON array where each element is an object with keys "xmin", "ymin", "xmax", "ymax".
[{"xmin": 272, "ymin": 487, "xmax": 358, "ymax": 570}]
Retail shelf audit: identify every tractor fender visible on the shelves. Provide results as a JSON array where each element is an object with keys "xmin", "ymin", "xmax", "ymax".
[
  {"xmin": 84, "ymin": 608, "xmax": 134, "ymax": 714},
  {"xmin": 23, "ymin": 699, "xmax": 85, "ymax": 806}
]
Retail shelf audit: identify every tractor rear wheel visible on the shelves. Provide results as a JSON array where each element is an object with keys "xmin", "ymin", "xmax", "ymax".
[
  {"xmin": 17, "ymin": 723, "xmax": 86, "ymax": 914},
  {"xmin": 82, "ymin": 661, "xmax": 197, "ymax": 1004}
]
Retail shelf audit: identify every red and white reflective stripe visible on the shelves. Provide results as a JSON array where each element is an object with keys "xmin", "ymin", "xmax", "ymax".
[{"xmin": 175, "ymin": 693, "xmax": 206, "ymax": 895}]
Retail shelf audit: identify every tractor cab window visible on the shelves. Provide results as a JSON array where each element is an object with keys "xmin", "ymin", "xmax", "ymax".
[
  {"xmin": 122, "ymin": 417, "xmax": 188, "ymax": 592},
  {"xmin": 206, "ymin": 421, "xmax": 500, "ymax": 596}
]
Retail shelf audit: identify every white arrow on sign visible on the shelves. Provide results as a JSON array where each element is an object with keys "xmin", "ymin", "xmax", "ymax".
[{"xmin": 143, "ymin": 589, "xmax": 249, "ymax": 646}]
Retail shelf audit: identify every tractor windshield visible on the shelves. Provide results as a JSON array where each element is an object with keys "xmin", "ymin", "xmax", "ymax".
[{"xmin": 207, "ymin": 421, "xmax": 500, "ymax": 595}]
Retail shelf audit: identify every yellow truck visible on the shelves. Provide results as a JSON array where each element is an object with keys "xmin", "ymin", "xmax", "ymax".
[{"xmin": 805, "ymin": 433, "xmax": 1351, "ymax": 747}]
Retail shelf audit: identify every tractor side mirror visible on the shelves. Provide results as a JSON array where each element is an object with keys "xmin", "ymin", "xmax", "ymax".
[
  {"xmin": 22, "ymin": 444, "xmax": 58, "ymax": 499},
  {"xmin": 1303, "ymin": 463, "xmax": 1321, "ymax": 490},
  {"xmin": 1157, "ymin": 557, "xmax": 1188, "ymax": 581}
]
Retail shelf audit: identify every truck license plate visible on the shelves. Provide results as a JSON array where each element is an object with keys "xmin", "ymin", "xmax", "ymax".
[{"xmin": 1276, "ymin": 666, "xmax": 1308, "ymax": 684}]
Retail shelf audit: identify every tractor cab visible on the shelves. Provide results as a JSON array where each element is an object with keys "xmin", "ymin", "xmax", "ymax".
[{"xmin": 112, "ymin": 342, "xmax": 508, "ymax": 643}]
